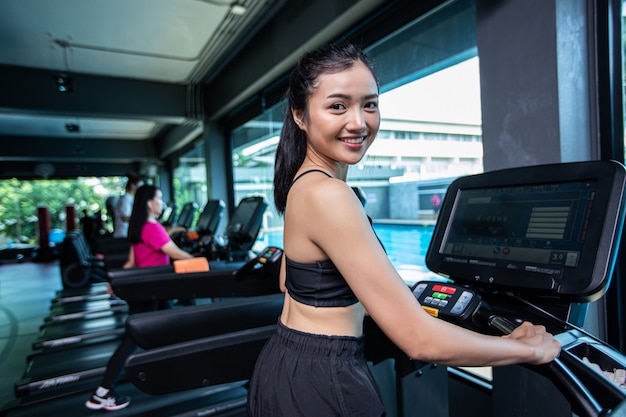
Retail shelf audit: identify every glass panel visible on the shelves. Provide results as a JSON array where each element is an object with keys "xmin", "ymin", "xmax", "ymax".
[
  {"xmin": 231, "ymin": 101, "xmax": 285, "ymax": 250},
  {"xmin": 352, "ymin": 57, "xmax": 482, "ymax": 223},
  {"xmin": 173, "ymin": 141, "xmax": 208, "ymax": 226},
  {"xmin": 230, "ymin": 1, "xmax": 483, "ymax": 262},
  {"xmin": 0, "ymin": 177, "xmax": 126, "ymax": 245}
]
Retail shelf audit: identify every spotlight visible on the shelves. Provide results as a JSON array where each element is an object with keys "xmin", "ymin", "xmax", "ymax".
[
  {"xmin": 55, "ymin": 75, "xmax": 74, "ymax": 93},
  {"xmin": 230, "ymin": 3, "xmax": 246, "ymax": 15},
  {"xmin": 65, "ymin": 123, "xmax": 80, "ymax": 133}
]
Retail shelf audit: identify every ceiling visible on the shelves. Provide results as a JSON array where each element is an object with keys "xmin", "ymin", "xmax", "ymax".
[
  {"xmin": 0, "ymin": 0, "xmax": 418, "ymax": 180},
  {"xmin": 0, "ymin": 0, "xmax": 287, "ymax": 179}
]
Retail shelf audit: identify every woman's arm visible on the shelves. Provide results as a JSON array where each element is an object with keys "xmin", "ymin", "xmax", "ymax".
[
  {"xmin": 302, "ymin": 179, "xmax": 560, "ymax": 367},
  {"xmin": 122, "ymin": 246, "xmax": 135, "ymax": 269},
  {"xmin": 160, "ymin": 240, "xmax": 194, "ymax": 261},
  {"xmin": 165, "ymin": 225, "xmax": 186, "ymax": 235}
]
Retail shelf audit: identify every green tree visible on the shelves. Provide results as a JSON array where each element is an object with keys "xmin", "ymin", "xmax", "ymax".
[{"xmin": 0, "ymin": 178, "xmax": 124, "ymax": 245}]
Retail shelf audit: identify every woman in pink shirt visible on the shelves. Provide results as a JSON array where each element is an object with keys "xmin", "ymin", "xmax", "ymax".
[
  {"xmin": 124, "ymin": 185, "xmax": 192, "ymax": 268},
  {"xmin": 86, "ymin": 185, "xmax": 192, "ymax": 411}
]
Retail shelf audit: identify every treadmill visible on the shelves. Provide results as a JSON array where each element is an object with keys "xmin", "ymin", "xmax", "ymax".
[
  {"xmin": 11, "ymin": 197, "xmax": 276, "ymax": 406},
  {"xmin": 412, "ymin": 160, "xmax": 626, "ymax": 417},
  {"xmin": 32, "ymin": 199, "xmax": 228, "ymax": 353},
  {"xmin": 211, "ymin": 196, "xmax": 268, "ymax": 261},
  {"xmin": 107, "ymin": 250, "xmax": 284, "ymax": 416},
  {"xmin": 12, "ymin": 246, "xmax": 282, "ymax": 405},
  {"xmin": 172, "ymin": 199, "xmax": 225, "ymax": 254}
]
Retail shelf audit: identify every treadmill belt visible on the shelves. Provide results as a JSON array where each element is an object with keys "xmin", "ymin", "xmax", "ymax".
[
  {"xmin": 17, "ymin": 340, "xmax": 123, "ymax": 392},
  {"xmin": 36, "ymin": 315, "xmax": 125, "ymax": 342},
  {"xmin": 6, "ymin": 380, "xmax": 249, "ymax": 417},
  {"xmin": 48, "ymin": 299, "xmax": 125, "ymax": 316}
]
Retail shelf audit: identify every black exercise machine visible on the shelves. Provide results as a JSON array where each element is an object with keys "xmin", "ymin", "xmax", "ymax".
[
  {"xmin": 13, "ymin": 246, "xmax": 282, "ymax": 403},
  {"xmin": 109, "ymin": 246, "xmax": 282, "ymax": 301},
  {"xmin": 212, "ymin": 196, "xmax": 268, "ymax": 261},
  {"xmin": 119, "ymin": 161, "xmax": 626, "ymax": 417},
  {"xmin": 175, "ymin": 202, "xmax": 199, "ymax": 230},
  {"xmin": 31, "ymin": 197, "xmax": 267, "ymax": 356},
  {"xmin": 124, "ymin": 294, "xmax": 284, "ymax": 394},
  {"xmin": 172, "ymin": 199, "xmax": 225, "ymax": 254},
  {"xmin": 414, "ymin": 160, "xmax": 626, "ymax": 417},
  {"xmin": 161, "ymin": 196, "xmax": 267, "ymax": 262},
  {"xmin": 58, "ymin": 230, "xmax": 108, "ymax": 290}
]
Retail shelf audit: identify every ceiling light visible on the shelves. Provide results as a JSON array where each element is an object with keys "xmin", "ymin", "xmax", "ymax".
[
  {"xmin": 55, "ymin": 75, "xmax": 74, "ymax": 93},
  {"xmin": 230, "ymin": 3, "xmax": 246, "ymax": 15},
  {"xmin": 65, "ymin": 123, "xmax": 80, "ymax": 133}
]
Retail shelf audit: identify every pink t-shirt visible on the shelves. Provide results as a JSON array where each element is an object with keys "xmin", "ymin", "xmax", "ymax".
[{"xmin": 132, "ymin": 221, "xmax": 171, "ymax": 267}]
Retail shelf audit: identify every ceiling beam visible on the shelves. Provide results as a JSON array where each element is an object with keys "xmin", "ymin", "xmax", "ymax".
[
  {"xmin": 0, "ymin": 161, "xmax": 141, "ymax": 180},
  {"xmin": 0, "ymin": 136, "xmax": 152, "ymax": 163},
  {"xmin": 0, "ymin": 65, "xmax": 190, "ymax": 123},
  {"xmin": 156, "ymin": 122, "xmax": 205, "ymax": 160}
]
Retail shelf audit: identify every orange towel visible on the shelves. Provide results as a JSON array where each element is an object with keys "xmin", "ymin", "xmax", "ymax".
[{"xmin": 173, "ymin": 257, "xmax": 210, "ymax": 273}]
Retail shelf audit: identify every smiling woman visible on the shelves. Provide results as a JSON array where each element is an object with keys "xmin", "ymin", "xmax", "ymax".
[{"xmin": 246, "ymin": 41, "xmax": 560, "ymax": 417}]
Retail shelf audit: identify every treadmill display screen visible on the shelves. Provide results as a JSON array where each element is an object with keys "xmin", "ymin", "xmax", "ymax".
[
  {"xmin": 425, "ymin": 161, "xmax": 626, "ymax": 301},
  {"xmin": 196, "ymin": 200, "xmax": 224, "ymax": 235},
  {"xmin": 226, "ymin": 197, "xmax": 268, "ymax": 250},
  {"xmin": 227, "ymin": 199, "xmax": 261, "ymax": 237},
  {"xmin": 439, "ymin": 180, "xmax": 596, "ymax": 279}
]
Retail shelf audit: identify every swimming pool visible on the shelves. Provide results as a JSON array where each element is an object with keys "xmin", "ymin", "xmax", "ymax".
[{"xmin": 256, "ymin": 223, "xmax": 441, "ymax": 284}]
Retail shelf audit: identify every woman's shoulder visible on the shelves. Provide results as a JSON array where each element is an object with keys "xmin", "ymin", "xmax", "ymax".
[
  {"xmin": 143, "ymin": 220, "xmax": 167, "ymax": 232},
  {"xmin": 290, "ymin": 181, "xmax": 362, "ymax": 232},
  {"xmin": 317, "ymin": 176, "xmax": 353, "ymax": 199}
]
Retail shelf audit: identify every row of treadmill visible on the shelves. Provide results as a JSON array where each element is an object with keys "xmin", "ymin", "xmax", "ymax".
[
  {"xmin": 5, "ymin": 161, "xmax": 626, "ymax": 417},
  {"xmin": 3, "ymin": 196, "xmax": 285, "ymax": 417}
]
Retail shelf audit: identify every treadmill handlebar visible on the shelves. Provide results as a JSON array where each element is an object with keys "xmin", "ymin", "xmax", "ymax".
[
  {"xmin": 126, "ymin": 294, "xmax": 284, "ymax": 349},
  {"xmin": 477, "ymin": 306, "xmax": 626, "ymax": 417},
  {"xmin": 126, "ymin": 325, "xmax": 277, "ymax": 395},
  {"xmin": 110, "ymin": 247, "xmax": 283, "ymax": 301}
]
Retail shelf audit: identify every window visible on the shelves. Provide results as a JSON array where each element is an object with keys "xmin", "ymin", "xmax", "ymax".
[
  {"xmin": 0, "ymin": 176, "xmax": 126, "ymax": 245},
  {"xmin": 231, "ymin": 102, "xmax": 284, "ymax": 249},
  {"xmin": 173, "ymin": 141, "xmax": 208, "ymax": 225},
  {"xmin": 231, "ymin": 0, "xmax": 482, "ymax": 262}
]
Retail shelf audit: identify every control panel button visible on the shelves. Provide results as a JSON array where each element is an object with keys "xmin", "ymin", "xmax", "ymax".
[
  {"xmin": 422, "ymin": 306, "xmax": 439, "ymax": 317},
  {"xmin": 413, "ymin": 283, "xmax": 428, "ymax": 298},
  {"xmin": 433, "ymin": 284, "xmax": 457, "ymax": 295},
  {"xmin": 450, "ymin": 291, "xmax": 474, "ymax": 314},
  {"xmin": 412, "ymin": 281, "xmax": 479, "ymax": 320}
]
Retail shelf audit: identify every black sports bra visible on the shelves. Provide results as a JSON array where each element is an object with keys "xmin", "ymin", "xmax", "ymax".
[
  {"xmin": 285, "ymin": 257, "xmax": 358, "ymax": 307},
  {"xmin": 284, "ymin": 169, "xmax": 358, "ymax": 307}
]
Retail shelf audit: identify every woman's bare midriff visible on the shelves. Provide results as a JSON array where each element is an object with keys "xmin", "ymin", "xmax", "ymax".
[{"xmin": 280, "ymin": 292, "xmax": 365, "ymax": 337}]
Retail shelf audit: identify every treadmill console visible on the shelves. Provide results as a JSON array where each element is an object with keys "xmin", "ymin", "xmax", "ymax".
[
  {"xmin": 412, "ymin": 282, "xmax": 480, "ymax": 321},
  {"xmin": 235, "ymin": 246, "xmax": 283, "ymax": 280},
  {"xmin": 426, "ymin": 161, "xmax": 626, "ymax": 302},
  {"xmin": 420, "ymin": 162, "xmax": 626, "ymax": 416},
  {"xmin": 225, "ymin": 196, "xmax": 268, "ymax": 251}
]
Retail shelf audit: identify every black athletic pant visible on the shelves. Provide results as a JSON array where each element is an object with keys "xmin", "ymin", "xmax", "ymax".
[
  {"xmin": 101, "ymin": 299, "xmax": 170, "ymax": 389},
  {"xmin": 247, "ymin": 320, "xmax": 386, "ymax": 417}
]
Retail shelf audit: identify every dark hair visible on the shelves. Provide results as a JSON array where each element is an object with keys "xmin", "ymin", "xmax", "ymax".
[
  {"xmin": 128, "ymin": 184, "xmax": 158, "ymax": 243},
  {"xmin": 273, "ymin": 42, "xmax": 378, "ymax": 214},
  {"xmin": 125, "ymin": 173, "xmax": 142, "ymax": 191}
]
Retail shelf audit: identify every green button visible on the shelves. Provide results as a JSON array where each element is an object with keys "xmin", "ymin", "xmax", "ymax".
[{"xmin": 433, "ymin": 292, "xmax": 448, "ymax": 299}]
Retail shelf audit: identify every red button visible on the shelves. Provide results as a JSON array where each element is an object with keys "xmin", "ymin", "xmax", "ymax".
[{"xmin": 432, "ymin": 284, "xmax": 456, "ymax": 295}]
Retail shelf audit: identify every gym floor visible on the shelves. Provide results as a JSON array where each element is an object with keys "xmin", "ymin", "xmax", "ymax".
[{"xmin": 0, "ymin": 260, "xmax": 61, "ymax": 411}]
